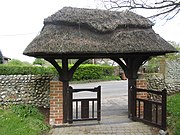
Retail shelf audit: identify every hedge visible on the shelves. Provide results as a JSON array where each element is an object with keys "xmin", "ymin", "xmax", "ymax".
[
  {"xmin": 72, "ymin": 64, "xmax": 115, "ymax": 81},
  {"xmin": 0, "ymin": 64, "xmax": 117, "ymax": 81},
  {"xmin": 0, "ymin": 65, "xmax": 57, "ymax": 75}
]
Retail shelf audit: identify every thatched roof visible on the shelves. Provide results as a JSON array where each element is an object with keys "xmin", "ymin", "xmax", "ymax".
[
  {"xmin": 23, "ymin": 7, "xmax": 177, "ymax": 58},
  {"xmin": 44, "ymin": 7, "xmax": 153, "ymax": 32}
]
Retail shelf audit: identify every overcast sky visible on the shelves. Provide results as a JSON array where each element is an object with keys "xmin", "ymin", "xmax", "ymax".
[{"xmin": 0, "ymin": 0, "xmax": 179, "ymax": 63}]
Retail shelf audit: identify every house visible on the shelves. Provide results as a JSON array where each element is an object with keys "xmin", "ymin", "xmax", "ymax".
[{"xmin": 3, "ymin": 56, "xmax": 11, "ymax": 64}]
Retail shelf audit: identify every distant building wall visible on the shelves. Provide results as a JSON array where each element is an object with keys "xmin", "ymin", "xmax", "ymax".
[
  {"xmin": 3, "ymin": 56, "xmax": 11, "ymax": 64},
  {"xmin": 165, "ymin": 58, "xmax": 180, "ymax": 84}
]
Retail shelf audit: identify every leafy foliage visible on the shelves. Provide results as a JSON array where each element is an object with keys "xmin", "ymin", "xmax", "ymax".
[
  {"xmin": 144, "ymin": 56, "xmax": 162, "ymax": 73},
  {"xmin": 33, "ymin": 58, "xmax": 46, "ymax": 66},
  {"xmin": 10, "ymin": 105, "xmax": 43, "ymax": 119},
  {"xmin": 165, "ymin": 41, "xmax": 180, "ymax": 60},
  {"xmin": 0, "ymin": 105, "xmax": 50, "ymax": 135},
  {"xmin": 144, "ymin": 41, "xmax": 180, "ymax": 73},
  {"xmin": 0, "ymin": 64, "xmax": 118, "ymax": 81},
  {"xmin": 0, "ymin": 65, "xmax": 57, "ymax": 75},
  {"xmin": 72, "ymin": 64, "xmax": 115, "ymax": 81},
  {"xmin": 6, "ymin": 59, "xmax": 31, "ymax": 66}
]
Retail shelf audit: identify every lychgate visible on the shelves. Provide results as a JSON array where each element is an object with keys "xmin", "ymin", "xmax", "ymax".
[{"xmin": 23, "ymin": 7, "xmax": 177, "ymax": 130}]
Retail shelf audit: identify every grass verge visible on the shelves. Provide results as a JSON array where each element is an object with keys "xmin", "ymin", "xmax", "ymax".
[
  {"xmin": 0, "ymin": 105, "xmax": 50, "ymax": 135},
  {"xmin": 70, "ymin": 76, "xmax": 121, "ymax": 84},
  {"xmin": 167, "ymin": 93, "xmax": 180, "ymax": 135}
]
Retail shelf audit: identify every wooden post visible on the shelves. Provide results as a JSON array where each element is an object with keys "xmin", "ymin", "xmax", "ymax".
[
  {"xmin": 124, "ymin": 56, "xmax": 150, "ymax": 120},
  {"xmin": 162, "ymin": 89, "xmax": 167, "ymax": 130},
  {"xmin": 124, "ymin": 57, "xmax": 138, "ymax": 119},
  {"xmin": 68, "ymin": 86, "xmax": 73, "ymax": 123},
  {"xmin": 128, "ymin": 78, "xmax": 137, "ymax": 119},
  {"xmin": 97, "ymin": 86, "xmax": 101, "ymax": 121},
  {"xmin": 62, "ymin": 58, "xmax": 69, "ymax": 123}
]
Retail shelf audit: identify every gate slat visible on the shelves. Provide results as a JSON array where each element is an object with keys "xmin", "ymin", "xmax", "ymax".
[
  {"xmin": 76, "ymin": 101, "xmax": 78, "ymax": 119},
  {"xmin": 92, "ymin": 101, "xmax": 94, "ymax": 118},
  {"xmin": 156, "ymin": 105, "xmax": 158, "ymax": 124},
  {"xmin": 68, "ymin": 86, "xmax": 101, "ymax": 123},
  {"xmin": 135, "ymin": 88, "xmax": 167, "ymax": 130},
  {"xmin": 81, "ymin": 100, "xmax": 89, "ymax": 119},
  {"xmin": 144, "ymin": 100, "xmax": 152, "ymax": 121}
]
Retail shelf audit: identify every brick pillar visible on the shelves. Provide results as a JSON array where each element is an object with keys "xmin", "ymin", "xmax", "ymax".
[
  {"xmin": 136, "ymin": 79, "xmax": 148, "ymax": 99},
  {"xmin": 136, "ymin": 79, "xmax": 148, "ymax": 117},
  {"xmin": 49, "ymin": 81, "xmax": 63, "ymax": 126},
  {"xmin": 136, "ymin": 79, "xmax": 147, "ymax": 89}
]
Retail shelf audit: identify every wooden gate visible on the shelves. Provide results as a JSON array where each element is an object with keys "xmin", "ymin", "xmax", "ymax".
[
  {"xmin": 68, "ymin": 86, "xmax": 101, "ymax": 123},
  {"xmin": 134, "ymin": 87, "xmax": 167, "ymax": 130}
]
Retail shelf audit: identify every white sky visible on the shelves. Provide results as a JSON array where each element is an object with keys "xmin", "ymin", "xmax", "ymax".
[{"xmin": 0, "ymin": 0, "xmax": 179, "ymax": 63}]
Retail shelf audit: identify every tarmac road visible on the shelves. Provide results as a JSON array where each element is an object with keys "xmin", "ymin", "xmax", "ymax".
[{"xmin": 70, "ymin": 80, "xmax": 128, "ymax": 99}]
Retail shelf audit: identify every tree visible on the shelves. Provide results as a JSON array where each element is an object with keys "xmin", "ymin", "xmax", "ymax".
[
  {"xmin": 165, "ymin": 41, "xmax": 180, "ymax": 60},
  {"xmin": 7, "ymin": 59, "xmax": 31, "ymax": 66},
  {"xmin": 102, "ymin": 0, "xmax": 180, "ymax": 20},
  {"xmin": 144, "ymin": 41, "xmax": 179, "ymax": 73},
  {"xmin": 0, "ymin": 50, "xmax": 3, "ymax": 64},
  {"xmin": 33, "ymin": 58, "xmax": 46, "ymax": 66}
]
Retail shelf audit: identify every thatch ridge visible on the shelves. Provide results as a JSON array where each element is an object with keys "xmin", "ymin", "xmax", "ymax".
[{"xmin": 44, "ymin": 7, "xmax": 153, "ymax": 33}]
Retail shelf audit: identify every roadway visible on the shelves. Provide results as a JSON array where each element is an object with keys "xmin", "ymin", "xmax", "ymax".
[{"xmin": 70, "ymin": 80, "xmax": 128, "ymax": 98}]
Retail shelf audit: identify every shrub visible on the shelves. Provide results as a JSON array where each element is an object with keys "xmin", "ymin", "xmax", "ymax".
[
  {"xmin": 10, "ymin": 104, "xmax": 43, "ymax": 119},
  {"xmin": 144, "ymin": 57, "xmax": 160, "ymax": 73},
  {"xmin": 6, "ymin": 59, "xmax": 32, "ymax": 66},
  {"xmin": 72, "ymin": 64, "xmax": 115, "ymax": 81},
  {"xmin": 0, "ymin": 65, "xmax": 57, "ymax": 75},
  {"xmin": 0, "ymin": 105, "xmax": 50, "ymax": 135},
  {"xmin": 33, "ymin": 58, "xmax": 47, "ymax": 66},
  {"xmin": 0, "ymin": 64, "xmax": 118, "ymax": 81}
]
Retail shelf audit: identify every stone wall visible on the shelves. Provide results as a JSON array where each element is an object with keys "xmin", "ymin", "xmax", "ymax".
[
  {"xmin": 145, "ymin": 73, "xmax": 179, "ymax": 95},
  {"xmin": 165, "ymin": 59, "xmax": 180, "ymax": 82},
  {"xmin": 0, "ymin": 75, "xmax": 53, "ymax": 108},
  {"xmin": 165, "ymin": 58, "xmax": 180, "ymax": 91},
  {"xmin": 139, "ymin": 58, "xmax": 180, "ymax": 95}
]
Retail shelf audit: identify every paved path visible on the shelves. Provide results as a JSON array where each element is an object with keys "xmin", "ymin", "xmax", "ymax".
[{"xmin": 49, "ymin": 81, "xmax": 153, "ymax": 135}]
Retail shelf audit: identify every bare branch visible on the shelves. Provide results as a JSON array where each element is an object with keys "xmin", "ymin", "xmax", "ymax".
[
  {"xmin": 149, "ymin": 5, "xmax": 178, "ymax": 17},
  {"xmin": 102, "ymin": 0, "xmax": 180, "ymax": 20},
  {"xmin": 167, "ymin": 8, "xmax": 180, "ymax": 20}
]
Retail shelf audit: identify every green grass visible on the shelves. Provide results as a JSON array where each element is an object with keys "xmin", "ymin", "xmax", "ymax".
[
  {"xmin": 167, "ymin": 93, "xmax": 180, "ymax": 135},
  {"xmin": 0, "ymin": 105, "xmax": 50, "ymax": 135}
]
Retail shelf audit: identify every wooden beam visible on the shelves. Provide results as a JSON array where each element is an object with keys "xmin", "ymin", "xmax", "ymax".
[
  {"xmin": 123, "ymin": 56, "xmax": 150, "ymax": 78},
  {"xmin": 44, "ymin": 58, "xmax": 63, "ymax": 79},
  {"xmin": 110, "ymin": 58, "xmax": 128, "ymax": 75}
]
